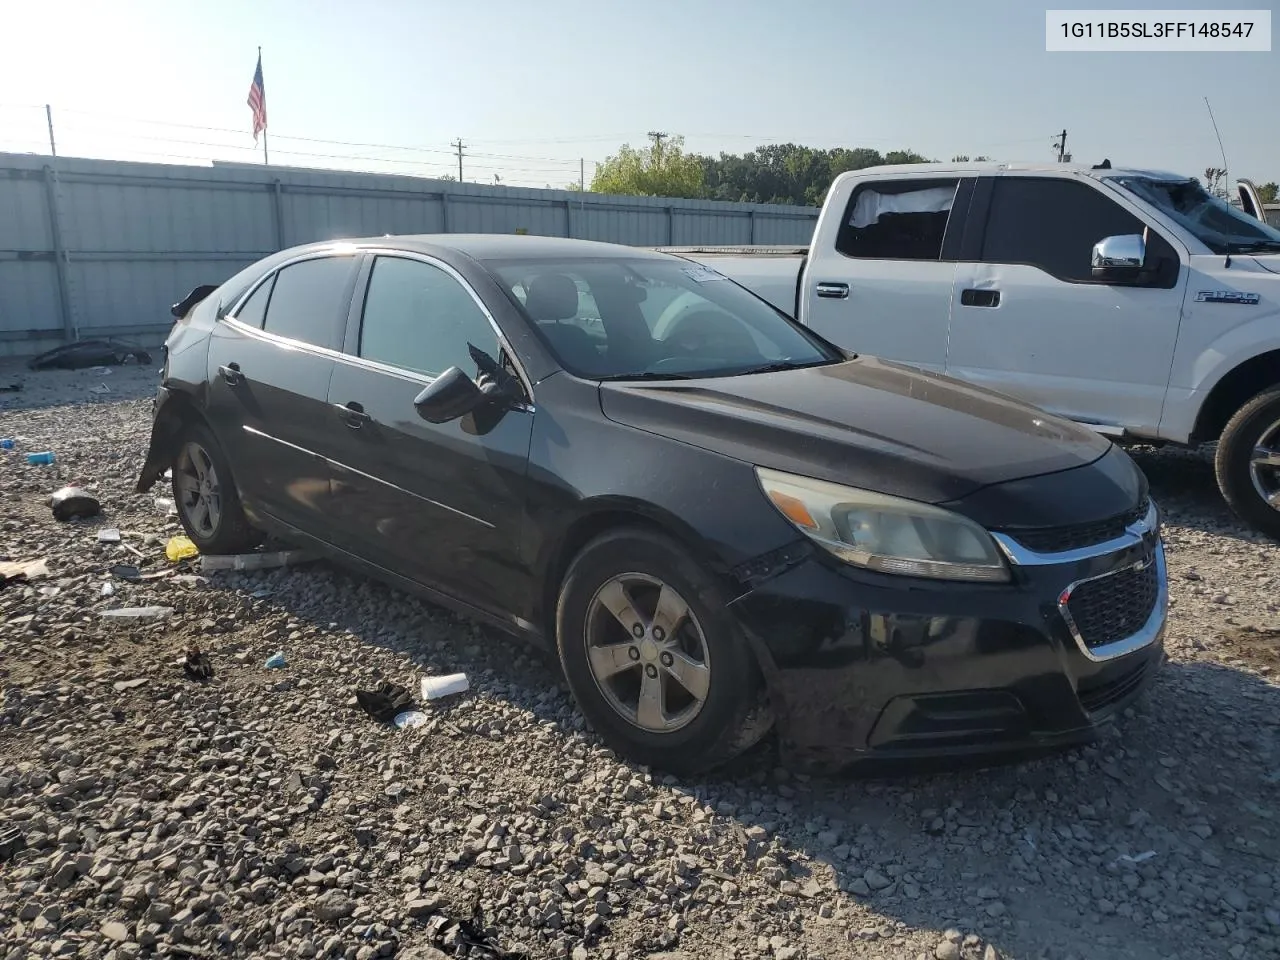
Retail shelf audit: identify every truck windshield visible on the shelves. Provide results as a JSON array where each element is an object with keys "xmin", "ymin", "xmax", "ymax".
[
  {"xmin": 1112, "ymin": 176, "xmax": 1280, "ymax": 255},
  {"xmin": 487, "ymin": 257, "xmax": 841, "ymax": 380}
]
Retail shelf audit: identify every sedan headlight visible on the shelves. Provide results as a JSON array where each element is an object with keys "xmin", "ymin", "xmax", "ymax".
[{"xmin": 755, "ymin": 467, "xmax": 1010, "ymax": 583}]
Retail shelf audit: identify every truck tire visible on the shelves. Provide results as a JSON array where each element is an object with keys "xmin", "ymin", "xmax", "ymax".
[{"xmin": 1215, "ymin": 386, "xmax": 1280, "ymax": 540}]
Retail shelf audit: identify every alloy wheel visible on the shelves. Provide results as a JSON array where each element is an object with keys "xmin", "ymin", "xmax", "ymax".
[
  {"xmin": 584, "ymin": 573, "xmax": 711, "ymax": 733},
  {"xmin": 1250, "ymin": 417, "xmax": 1280, "ymax": 513},
  {"xmin": 175, "ymin": 441, "xmax": 223, "ymax": 538}
]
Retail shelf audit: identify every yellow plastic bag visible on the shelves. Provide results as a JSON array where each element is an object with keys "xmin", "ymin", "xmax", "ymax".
[{"xmin": 165, "ymin": 535, "xmax": 198, "ymax": 562}]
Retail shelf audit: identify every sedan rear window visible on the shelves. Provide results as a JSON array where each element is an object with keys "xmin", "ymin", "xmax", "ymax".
[
  {"xmin": 489, "ymin": 257, "xmax": 839, "ymax": 380},
  {"xmin": 262, "ymin": 256, "xmax": 356, "ymax": 350}
]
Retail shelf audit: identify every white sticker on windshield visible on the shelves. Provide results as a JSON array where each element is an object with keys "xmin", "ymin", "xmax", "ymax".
[{"xmin": 682, "ymin": 264, "xmax": 727, "ymax": 283}]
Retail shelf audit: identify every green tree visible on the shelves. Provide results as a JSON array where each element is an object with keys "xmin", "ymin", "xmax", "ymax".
[
  {"xmin": 591, "ymin": 134, "xmax": 705, "ymax": 199},
  {"xmin": 1258, "ymin": 182, "xmax": 1279, "ymax": 204}
]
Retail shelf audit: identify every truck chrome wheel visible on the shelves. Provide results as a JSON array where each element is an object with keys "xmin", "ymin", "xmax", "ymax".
[
  {"xmin": 584, "ymin": 573, "xmax": 711, "ymax": 733},
  {"xmin": 175, "ymin": 441, "xmax": 222, "ymax": 538},
  {"xmin": 1251, "ymin": 417, "xmax": 1280, "ymax": 512}
]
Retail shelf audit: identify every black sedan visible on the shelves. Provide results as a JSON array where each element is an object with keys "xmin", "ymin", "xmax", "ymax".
[{"xmin": 138, "ymin": 235, "xmax": 1167, "ymax": 774}]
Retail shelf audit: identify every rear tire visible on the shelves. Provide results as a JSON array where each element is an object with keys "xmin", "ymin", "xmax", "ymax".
[
  {"xmin": 171, "ymin": 420, "xmax": 260, "ymax": 555},
  {"xmin": 555, "ymin": 528, "xmax": 772, "ymax": 775},
  {"xmin": 1215, "ymin": 386, "xmax": 1280, "ymax": 540}
]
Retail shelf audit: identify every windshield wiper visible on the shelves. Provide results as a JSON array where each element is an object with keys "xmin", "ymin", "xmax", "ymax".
[
  {"xmin": 732, "ymin": 358, "xmax": 833, "ymax": 376},
  {"xmin": 598, "ymin": 371, "xmax": 692, "ymax": 381},
  {"xmin": 1228, "ymin": 240, "xmax": 1280, "ymax": 253}
]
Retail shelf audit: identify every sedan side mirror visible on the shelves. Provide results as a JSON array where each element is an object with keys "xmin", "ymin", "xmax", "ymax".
[
  {"xmin": 1091, "ymin": 233, "xmax": 1147, "ymax": 283},
  {"xmin": 413, "ymin": 367, "xmax": 486, "ymax": 423}
]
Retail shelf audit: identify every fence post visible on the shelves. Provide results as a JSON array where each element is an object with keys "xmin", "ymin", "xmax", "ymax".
[
  {"xmin": 748, "ymin": 210, "xmax": 756, "ymax": 244},
  {"xmin": 441, "ymin": 193, "xmax": 450, "ymax": 233},
  {"xmin": 564, "ymin": 198, "xmax": 574, "ymax": 238},
  {"xmin": 271, "ymin": 180, "xmax": 285, "ymax": 250},
  {"xmin": 666, "ymin": 206, "xmax": 675, "ymax": 245},
  {"xmin": 42, "ymin": 165, "xmax": 75, "ymax": 342}
]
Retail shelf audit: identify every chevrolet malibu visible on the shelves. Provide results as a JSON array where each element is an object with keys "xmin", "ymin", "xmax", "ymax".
[{"xmin": 138, "ymin": 235, "xmax": 1167, "ymax": 774}]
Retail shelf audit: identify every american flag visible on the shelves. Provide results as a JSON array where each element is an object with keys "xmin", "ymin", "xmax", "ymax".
[{"xmin": 247, "ymin": 53, "xmax": 267, "ymax": 141}]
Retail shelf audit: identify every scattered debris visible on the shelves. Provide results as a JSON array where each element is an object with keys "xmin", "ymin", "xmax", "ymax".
[
  {"xmin": 26, "ymin": 338, "xmax": 153, "ymax": 371},
  {"xmin": 0, "ymin": 383, "xmax": 21, "ymax": 394},
  {"xmin": 97, "ymin": 527, "xmax": 122, "ymax": 543},
  {"xmin": 1116, "ymin": 850, "xmax": 1158, "ymax": 864},
  {"xmin": 0, "ymin": 558, "xmax": 51, "ymax": 585},
  {"xmin": 165, "ymin": 535, "xmax": 199, "ymax": 562},
  {"xmin": 356, "ymin": 682, "xmax": 415, "ymax": 723},
  {"xmin": 0, "ymin": 827, "xmax": 27, "ymax": 862},
  {"xmin": 99, "ymin": 606, "xmax": 174, "ymax": 620},
  {"xmin": 88, "ymin": 383, "xmax": 112, "ymax": 395},
  {"xmin": 264, "ymin": 651, "xmax": 287, "ymax": 669},
  {"xmin": 200, "ymin": 549, "xmax": 319, "ymax": 572},
  {"xmin": 100, "ymin": 582, "xmax": 115, "ymax": 597},
  {"xmin": 183, "ymin": 646, "xmax": 214, "ymax": 682},
  {"xmin": 25, "ymin": 451, "xmax": 56, "ymax": 465},
  {"xmin": 421, "ymin": 672, "xmax": 469, "ymax": 700},
  {"xmin": 49, "ymin": 486, "xmax": 102, "ymax": 521},
  {"xmin": 113, "ymin": 678, "xmax": 147, "ymax": 692},
  {"xmin": 108, "ymin": 563, "xmax": 172, "ymax": 582},
  {"xmin": 394, "ymin": 710, "xmax": 429, "ymax": 729},
  {"xmin": 155, "ymin": 497, "xmax": 177, "ymax": 516},
  {"xmin": 0, "ymin": 438, "xmax": 14, "ymax": 448}
]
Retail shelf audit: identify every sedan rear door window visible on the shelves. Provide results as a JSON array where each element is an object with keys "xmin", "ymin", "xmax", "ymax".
[
  {"xmin": 358, "ymin": 256, "xmax": 500, "ymax": 378},
  {"xmin": 229, "ymin": 275, "xmax": 274, "ymax": 329},
  {"xmin": 261, "ymin": 256, "xmax": 356, "ymax": 350}
]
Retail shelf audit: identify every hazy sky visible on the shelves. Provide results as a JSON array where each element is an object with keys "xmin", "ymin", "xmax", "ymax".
[{"xmin": 0, "ymin": 0, "xmax": 1276, "ymax": 188}]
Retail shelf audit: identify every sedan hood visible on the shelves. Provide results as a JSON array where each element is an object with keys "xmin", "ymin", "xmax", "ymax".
[{"xmin": 598, "ymin": 358, "xmax": 1113, "ymax": 504}]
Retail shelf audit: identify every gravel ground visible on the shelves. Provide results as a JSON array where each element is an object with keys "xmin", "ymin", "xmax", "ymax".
[{"xmin": 2, "ymin": 361, "xmax": 1278, "ymax": 960}]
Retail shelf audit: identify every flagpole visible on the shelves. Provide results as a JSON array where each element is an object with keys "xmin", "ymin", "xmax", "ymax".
[{"xmin": 259, "ymin": 47, "xmax": 269, "ymax": 166}]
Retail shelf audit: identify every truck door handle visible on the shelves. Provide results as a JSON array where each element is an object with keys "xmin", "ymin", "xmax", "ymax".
[
  {"xmin": 815, "ymin": 282, "xmax": 849, "ymax": 300},
  {"xmin": 218, "ymin": 362, "xmax": 242, "ymax": 385},
  {"xmin": 960, "ymin": 289, "xmax": 1001, "ymax": 308},
  {"xmin": 333, "ymin": 401, "xmax": 371, "ymax": 429}
]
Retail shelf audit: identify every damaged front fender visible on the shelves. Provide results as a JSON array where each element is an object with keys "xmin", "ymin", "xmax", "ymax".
[{"xmin": 135, "ymin": 387, "xmax": 185, "ymax": 494}]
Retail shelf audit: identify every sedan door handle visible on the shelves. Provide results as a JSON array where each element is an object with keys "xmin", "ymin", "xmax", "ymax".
[
  {"xmin": 960, "ymin": 288, "xmax": 1001, "ymax": 308},
  {"xmin": 815, "ymin": 282, "xmax": 850, "ymax": 300},
  {"xmin": 333, "ymin": 401, "xmax": 371, "ymax": 429},
  {"xmin": 218, "ymin": 362, "xmax": 242, "ymax": 385}
]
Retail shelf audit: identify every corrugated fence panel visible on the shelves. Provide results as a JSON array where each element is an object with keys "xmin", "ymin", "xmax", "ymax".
[
  {"xmin": 0, "ymin": 173, "xmax": 52, "ymax": 250},
  {"xmin": 0, "ymin": 152, "xmax": 820, "ymax": 353}
]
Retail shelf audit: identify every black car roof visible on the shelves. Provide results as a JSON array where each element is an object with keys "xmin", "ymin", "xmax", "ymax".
[{"xmin": 288, "ymin": 234, "xmax": 673, "ymax": 262}]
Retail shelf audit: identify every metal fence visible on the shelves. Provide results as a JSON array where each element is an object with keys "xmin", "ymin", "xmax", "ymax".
[{"xmin": 0, "ymin": 152, "xmax": 819, "ymax": 357}]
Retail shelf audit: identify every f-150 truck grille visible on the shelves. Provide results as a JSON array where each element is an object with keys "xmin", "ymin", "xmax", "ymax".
[
  {"xmin": 1006, "ymin": 497, "xmax": 1150, "ymax": 554},
  {"xmin": 1064, "ymin": 559, "xmax": 1160, "ymax": 650}
]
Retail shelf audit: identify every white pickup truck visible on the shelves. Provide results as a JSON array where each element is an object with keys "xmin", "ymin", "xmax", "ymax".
[{"xmin": 664, "ymin": 162, "xmax": 1280, "ymax": 539}]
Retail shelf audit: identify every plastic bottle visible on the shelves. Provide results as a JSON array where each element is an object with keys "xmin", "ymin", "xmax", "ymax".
[{"xmin": 26, "ymin": 451, "xmax": 55, "ymax": 465}]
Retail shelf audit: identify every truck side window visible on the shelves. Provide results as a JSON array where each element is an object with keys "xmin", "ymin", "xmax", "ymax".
[
  {"xmin": 835, "ymin": 179, "xmax": 960, "ymax": 261},
  {"xmin": 981, "ymin": 178, "xmax": 1178, "ymax": 287}
]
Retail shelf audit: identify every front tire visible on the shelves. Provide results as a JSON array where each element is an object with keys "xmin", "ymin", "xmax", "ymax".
[
  {"xmin": 171, "ymin": 420, "xmax": 260, "ymax": 555},
  {"xmin": 555, "ymin": 528, "xmax": 772, "ymax": 775},
  {"xmin": 1215, "ymin": 386, "xmax": 1280, "ymax": 540}
]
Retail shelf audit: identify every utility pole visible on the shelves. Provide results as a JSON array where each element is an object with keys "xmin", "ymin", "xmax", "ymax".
[
  {"xmin": 1052, "ymin": 129, "xmax": 1070, "ymax": 163},
  {"xmin": 580, "ymin": 157, "xmax": 585, "ymax": 193},
  {"xmin": 452, "ymin": 139, "xmax": 467, "ymax": 182},
  {"xmin": 647, "ymin": 131, "xmax": 668, "ymax": 153},
  {"xmin": 45, "ymin": 104, "xmax": 57, "ymax": 158}
]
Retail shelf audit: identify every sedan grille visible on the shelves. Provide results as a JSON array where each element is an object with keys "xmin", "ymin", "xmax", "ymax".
[
  {"xmin": 1064, "ymin": 560, "xmax": 1160, "ymax": 650},
  {"xmin": 1005, "ymin": 497, "xmax": 1150, "ymax": 554}
]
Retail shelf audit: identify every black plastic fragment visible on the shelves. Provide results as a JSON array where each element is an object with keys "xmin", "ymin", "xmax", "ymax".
[
  {"xmin": 27, "ymin": 339, "xmax": 153, "ymax": 371},
  {"xmin": 355, "ymin": 682, "xmax": 415, "ymax": 724},
  {"xmin": 50, "ymin": 486, "xmax": 101, "ymax": 521}
]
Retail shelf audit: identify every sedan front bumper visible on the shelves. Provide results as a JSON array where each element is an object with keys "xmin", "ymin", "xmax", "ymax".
[{"xmin": 728, "ymin": 528, "xmax": 1166, "ymax": 773}]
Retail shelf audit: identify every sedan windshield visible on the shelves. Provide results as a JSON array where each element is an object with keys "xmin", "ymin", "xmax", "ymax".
[
  {"xmin": 1112, "ymin": 176, "xmax": 1280, "ymax": 255},
  {"xmin": 487, "ymin": 257, "xmax": 841, "ymax": 380}
]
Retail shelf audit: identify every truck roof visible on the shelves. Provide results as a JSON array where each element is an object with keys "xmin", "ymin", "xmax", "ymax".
[{"xmin": 836, "ymin": 161, "xmax": 1189, "ymax": 182}]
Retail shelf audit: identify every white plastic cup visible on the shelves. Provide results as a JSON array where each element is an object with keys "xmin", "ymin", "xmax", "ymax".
[{"xmin": 421, "ymin": 673, "xmax": 469, "ymax": 700}]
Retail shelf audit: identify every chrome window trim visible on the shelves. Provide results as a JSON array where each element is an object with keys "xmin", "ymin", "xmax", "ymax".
[
  {"xmin": 220, "ymin": 246, "xmax": 536, "ymax": 413},
  {"xmin": 990, "ymin": 499, "xmax": 1159, "ymax": 567},
  {"xmin": 352, "ymin": 250, "xmax": 536, "ymax": 410},
  {"xmin": 1057, "ymin": 542, "xmax": 1167, "ymax": 663}
]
